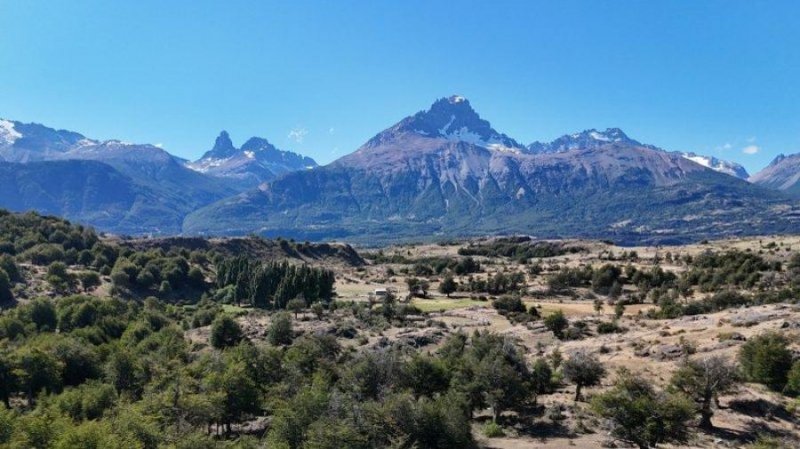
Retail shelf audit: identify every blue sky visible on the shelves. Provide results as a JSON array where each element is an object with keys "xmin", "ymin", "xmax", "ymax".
[{"xmin": 1, "ymin": 0, "xmax": 798, "ymax": 173}]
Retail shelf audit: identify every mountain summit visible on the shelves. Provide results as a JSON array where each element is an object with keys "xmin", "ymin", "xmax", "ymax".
[
  {"xmin": 1, "ymin": 96, "xmax": 796, "ymax": 242},
  {"xmin": 185, "ymin": 96, "xmax": 795, "ymax": 244},
  {"xmin": 363, "ymin": 96, "xmax": 526, "ymax": 153},
  {"xmin": 529, "ymin": 128, "xmax": 749, "ymax": 179},
  {"xmin": 203, "ymin": 131, "xmax": 238, "ymax": 160},
  {"xmin": 0, "ymin": 118, "xmax": 235, "ymax": 234},
  {"xmin": 527, "ymin": 128, "xmax": 641, "ymax": 153},
  {"xmin": 187, "ymin": 132, "xmax": 317, "ymax": 189},
  {"xmin": 750, "ymin": 153, "xmax": 800, "ymax": 196}
]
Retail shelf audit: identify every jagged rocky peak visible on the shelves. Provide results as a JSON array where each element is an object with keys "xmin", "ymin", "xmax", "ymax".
[
  {"xmin": 365, "ymin": 95, "xmax": 525, "ymax": 152},
  {"xmin": 528, "ymin": 128, "xmax": 641, "ymax": 153},
  {"xmin": 240, "ymin": 137, "xmax": 279, "ymax": 153},
  {"xmin": 595, "ymin": 127, "xmax": 633, "ymax": 142},
  {"xmin": 750, "ymin": 152, "xmax": 800, "ymax": 195},
  {"xmin": 205, "ymin": 130, "xmax": 237, "ymax": 159},
  {"xmin": 769, "ymin": 154, "xmax": 787, "ymax": 166},
  {"xmin": 401, "ymin": 95, "xmax": 491, "ymax": 136},
  {"xmin": 199, "ymin": 133, "xmax": 282, "ymax": 163},
  {"xmin": 187, "ymin": 130, "xmax": 317, "ymax": 188}
]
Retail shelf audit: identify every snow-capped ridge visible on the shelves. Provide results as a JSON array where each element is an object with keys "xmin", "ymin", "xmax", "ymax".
[
  {"xmin": 364, "ymin": 95, "xmax": 526, "ymax": 154},
  {"xmin": 527, "ymin": 128, "xmax": 641, "ymax": 153},
  {"xmin": 186, "ymin": 131, "xmax": 318, "ymax": 188},
  {"xmin": 0, "ymin": 119, "xmax": 22, "ymax": 145},
  {"xmin": 679, "ymin": 152, "xmax": 749, "ymax": 179}
]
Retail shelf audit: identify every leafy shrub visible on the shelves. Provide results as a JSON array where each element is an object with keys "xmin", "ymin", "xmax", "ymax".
[
  {"xmin": 268, "ymin": 312, "xmax": 294, "ymax": 346},
  {"xmin": 78, "ymin": 271, "xmax": 101, "ymax": 291},
  {"xmin": 24, "ymin": 298, "xmax": 58, "ymax": 331},
  {"xmin": 591, "ymin": 264, "xmax": 622, "ymax": 295},
  {"xmin": 482, "ymin": 421, "xmax": 504, "ymax": 437},
  {"xmin": 210, "ymin": 315, "xmax": 244, "ymax": 349},
  {"xmin": 739, "ymin": 332, "xmax": 793, "ymax": 391},
  {"xmin": 23, "ymin": 243, "xmax": 65, "ymax": 265},
  {"xmin": 0, "ymin": 255, "xmax": 20, "ymax": 282},
  {"xmin": 783, "ymin": 361, "xmax": 800, "ymax": 397},
  {"xmin": 51, "ymin": 381, "xmax": 117, "ymax": 420},
  {"xmin": 597, "ymin": 321, "xmax": 623, "ymax": 334},
  {"xmin": 0, "ymin": 270, "xmax": 12, "ymax": 303},
  {"xmin": 592, "ymin": 371, "xmax": 694, "ymax": 448},
  {"xmin": 492, "ymin": 295, "xmax": 526, "ymax": 315},
  {"xmin": 543, "ymin": 310, "xmax": 569, "ymax": 339},
  {"xmin": 548, "ymin": 266, "xmax": 592, "ymax": 293}
]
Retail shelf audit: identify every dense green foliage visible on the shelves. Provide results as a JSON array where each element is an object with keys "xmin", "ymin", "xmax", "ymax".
[
  {"xmin": 670, "ymin": 356, "xmax": 740, "ymax": 429},
  {"xmin": 458, "ymin": 238, "xmax": 584, "ymax": 262},
  {"xmin": 363, "ymin": 254, "xmax": 480, "ymax": 276},
  {"xmin": 1, "ymin": 292, "xmax": 498, "ymax": 448},
  {"xmin": 593, "ymin": 370, "xmax": 694, "ymax": 449},
  {"xmin": 2, "ymin": 210, "xmax": 799, "ymax": 448},
  {"xmin": 562, "ymin": 352, "xmax": 606, "ymax": 401},
  {"xmin": 684, "ymin": 250, "xmax": 774, "ymax": 292},
  {"xmin": 739, "ymin": 333, "xmax": 794, "ymax": 391},
  {"xmin": 464, "ymin": 271, "xmax": 526, "ymax": 295},
  {"xmin": 543, "ymin": 310, "xmax": 569, "ymax": 339},
  {"xmin": 210, "ymin": 315, "xmax": 244, "ymax": 349},
  {"xmin": 216, "ymin": 257, "xmax": 334, "ymax": 309},
  {"xmin": 784, "ymin": 361, "xmax": 800, "ymax": 397}
]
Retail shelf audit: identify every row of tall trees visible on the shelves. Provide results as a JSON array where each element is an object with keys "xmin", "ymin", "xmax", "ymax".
[{"xmin": 216, "ymin": 257, "xmax": 335, "ymax": 309}]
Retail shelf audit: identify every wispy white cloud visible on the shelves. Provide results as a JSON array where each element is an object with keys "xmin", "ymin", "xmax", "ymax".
[
  {"xmin": 288, "ymin": 126, "xmax": 308, "ymax": 143},
  {"xmin": 328, "ymin": 127, "xmax": 335, "ymax": 135},
  {"xmin": 742, "ymin": 145, "xmax": 760, "ymax": 155},
  {"xmin": 154, "ymin": 143, "xmax": 164, "ymax": 148},
  {"xmin": 716, "ymin": 137, "xmax": 758, "ymax": 155}
]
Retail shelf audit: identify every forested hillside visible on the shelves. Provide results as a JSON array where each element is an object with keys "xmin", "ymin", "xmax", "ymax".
[{"xmin": 1, "ymin": 210, "xmax": 800, "ymax": 448}]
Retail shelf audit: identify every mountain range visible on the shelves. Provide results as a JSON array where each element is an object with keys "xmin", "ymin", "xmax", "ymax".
[
  {"xmin": 0, "ymin": 119, "xmax": 310, "ymax": 234},
  {"xmin": 186, "ymin": 131, "xmax": 317, "ymax": 190},
  {"xmin": 527, "ymin": 127, "xmax": 750, "ymax": 180},
  {"xmin": 1, "ymin": 96, "xmax": 798, "ymax": 244}
]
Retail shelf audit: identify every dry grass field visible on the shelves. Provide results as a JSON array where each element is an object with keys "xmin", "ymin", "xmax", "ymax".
[{"xmin": 288, "ymin": 235, "xmax": 800, "ymax": 448}]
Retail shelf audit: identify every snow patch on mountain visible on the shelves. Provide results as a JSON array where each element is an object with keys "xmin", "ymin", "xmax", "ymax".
[
  {"xmin": 187, "ymin": 158, "xmax": 226, "ymax": 173},
  {"xmin": 186, "ymin": 131, "xmax": 318, "ymax": 188},
  {"xmin": 0, "ymin": 119, "xmax": 22, "ymax": 145},
  {"xmin": 369, "ymin": 95, "xmax": 527, "ymax": 154},
  {"xmin": 438, "ymin": 115, "xmax": 457, "ymax": 135},
  {"xmin": 680, "ymin": 152, "xmax": 749, "ymax": 179},
  {"xmin": 441, "ymin": 123, "xmax": 522, "ymax": 154},
  {"xmin": 527, "ymin": 128, "xmax": 640, "ymax": 153}
]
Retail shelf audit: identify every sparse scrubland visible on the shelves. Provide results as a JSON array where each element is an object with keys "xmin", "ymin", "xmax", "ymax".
[{"xmin": 1, "ymin": 211, "xmax": 800, "ymax": 448}]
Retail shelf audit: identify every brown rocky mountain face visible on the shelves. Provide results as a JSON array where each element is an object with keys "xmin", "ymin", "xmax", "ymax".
[{"xmin": 184, "ymin": 98, "xmax": 798, "ymax": 244}]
